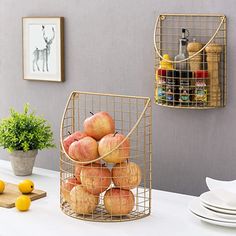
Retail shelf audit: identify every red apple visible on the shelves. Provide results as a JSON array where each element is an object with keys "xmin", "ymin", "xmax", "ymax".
[
  {"xmin": 83, "ymin": 112, "xmax": 115, "ymax": 140},
  {"xmin": 104, "ymin": 188, "xmax": 135, "ymax": 215},
  {"xmin": 63, "ymin": 131, "xmax": 87, "ymax": 154},
  {"xmin": 68, "ymin": 136, "xmax": 99, "ymax": 162},
  {"xmin": 112, "ymin": 162, "xmax": 142, "ymax": 189},
  {"xmin": 74, "ymin": 164, "xmax": 83, "ymax": 183},
  {"xmin": 61, "ymin": 177, "xmax": 80, "ymax": 202},
  {"xmin": 70, "ymin": 185, "xmax": 99, "ymax": 214},
  {"xmin": 98, "ymin": 132, "xmax": 130, "ymax": 163},
  {"xmin": 80, "ymin": 163, "xmax": 111, "ymax": 194},
  {"xmin": 74, "ymin": 160, "xmax": 102, "ymax": 183}
]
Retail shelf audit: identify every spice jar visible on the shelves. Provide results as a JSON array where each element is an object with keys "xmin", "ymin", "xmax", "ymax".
[
  {"xmin": 179, "ymin": 71, "xmax": 193, "ymax": 106},
  {"xmin": 157, "ymin": 69, "xmax": 167, "ymax": 103},
  {"xmin": 194, "ymin": 70, "xmax": 208, "ymax": 106},
  {"xmin": 166, "ymin": 70, "xmax": 179, "ymax": 105},
  {"xmin": 156, "ymin": 54, "xmax": 173, "ymax": 104}
]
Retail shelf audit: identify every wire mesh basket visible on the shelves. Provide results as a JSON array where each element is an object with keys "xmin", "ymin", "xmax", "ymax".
[
  {"xmin": 60, "ymin": 91, "xmax": 152, "ymax": 222},
  {"xmin": 154, "ymin": 14, "xmax": 227, "ymax": 109}
]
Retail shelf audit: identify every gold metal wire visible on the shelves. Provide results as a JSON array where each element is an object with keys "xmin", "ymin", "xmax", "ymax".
[
  {"xmin": 60, "ymin": 91, "xmax": 152, "ymax": 222},
  {"xmin": 154, "ymin": 14, "xmax": 227, "ymax": 109}
]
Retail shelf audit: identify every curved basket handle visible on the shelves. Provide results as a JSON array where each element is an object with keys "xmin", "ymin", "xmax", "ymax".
[
  {"xmin": 60, "ymin": 91, "xmax": 151, "ymax": 165},
  {"xmin": 153, "ymin": 15, "xmax": 226, "ymax": 64}
]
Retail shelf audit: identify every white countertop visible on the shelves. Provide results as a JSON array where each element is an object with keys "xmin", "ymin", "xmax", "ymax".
[{"xmin": 0, "ymin": 160, "xmax": 235, "ymax": 236}]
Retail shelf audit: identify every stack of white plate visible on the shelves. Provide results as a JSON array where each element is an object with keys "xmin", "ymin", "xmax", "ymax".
[{"xmin": 189, "ymin": 178, "xmax": 236, "ymax": 228}]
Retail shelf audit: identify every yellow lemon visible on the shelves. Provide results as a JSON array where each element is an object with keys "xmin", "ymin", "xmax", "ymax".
[
  {"xmin": 15, "ymin": 195, "xmax": 31, "ymax": 211},
  {"xmin": 18, "ymin": 180, "xmax": 34, "ymax": 194},
  {"xmin": 0, "ymin": 180, "xmax": 5, "ymax": 193}
]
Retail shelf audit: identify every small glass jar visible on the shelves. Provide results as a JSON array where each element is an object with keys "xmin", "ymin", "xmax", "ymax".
[
  {"xmin": 194, "ymin": 70, "xmax": 208, "ymax": 106},
  {"xmin": 166, "ymin": 70, "xmax": 180, "ymax": 105},
  {"xmin": 157, "ymin": 69, "xmax": 167, "ymax": 104},
  {"xmin": 179, "ymin": 71, "xmax": 193, "ymax": 106}
]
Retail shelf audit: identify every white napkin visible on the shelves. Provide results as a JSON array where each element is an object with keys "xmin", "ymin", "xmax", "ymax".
[{"xmin": 206, "ymin": 177, "xmax": 236, "ymax": 207}]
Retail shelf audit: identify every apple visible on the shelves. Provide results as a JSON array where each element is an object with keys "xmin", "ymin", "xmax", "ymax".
[
  {"xmin": 70, "ymin": 185, "xmax": 99, "ymax": 214},
  {"xmin": 74, "ymin": 159, "xmax": 102, "ymax": 183},
  {"xmin": 104, "ymin": 188, "xmax": 135, "ymax": 215},
  {"xmin": 61, "ymin": 177, "xmax": 80, "ymax": 202},
  {"xmin": 80, "ymin": 163, "xmax": 111, "ymax": 194},
  {"xmin": 74, "ymin": 164, "xmax": 83, "ymax": 183},
  {"xmin": 63, "ymin": 131, "xmax": 87, "ymax": 154},
  {"xmin": 112, "ymin": 162, "xmax": 142, "ymax": 189},
  {"xmin": 83, "ymin": 112, "xmax": 115, "ymax": 140},
  {"xmin": 68, "ymin": 136, "xmax": 99, "ymax": 162},
  {"xmin": 98, "ymin": 132, "xmax": 130, "ymax": 163}
]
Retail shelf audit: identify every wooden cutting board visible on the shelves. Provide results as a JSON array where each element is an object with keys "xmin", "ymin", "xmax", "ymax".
[{"xmin": 0, "ymin": 182, "xmax": 46, "ymax": 208}]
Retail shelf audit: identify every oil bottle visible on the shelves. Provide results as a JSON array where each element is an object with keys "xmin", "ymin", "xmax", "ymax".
[{"xmin": 174, "ymin": 28, "xmax": 189, "ymax": 70}]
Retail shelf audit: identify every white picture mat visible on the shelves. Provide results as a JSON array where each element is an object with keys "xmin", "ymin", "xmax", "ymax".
[{"xmin": 23, "ymin": 18, "xmax": 62, "ymax": 81}]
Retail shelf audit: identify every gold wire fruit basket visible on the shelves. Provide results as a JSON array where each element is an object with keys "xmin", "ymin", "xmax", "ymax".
[
  {"xmin": 154, "ymin": 14, "xmax": 227, "ymax": 109},
  {"xmin": 60, "ymin": 91, "xmax": 152, "ymax": 222}
]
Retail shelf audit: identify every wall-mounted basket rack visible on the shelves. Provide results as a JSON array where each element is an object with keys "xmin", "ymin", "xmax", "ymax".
[{"xmin": 154, "ymin": 14, "xmax": 227, "ymax": 109}]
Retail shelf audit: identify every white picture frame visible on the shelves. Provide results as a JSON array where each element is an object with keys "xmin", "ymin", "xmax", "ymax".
[{"xmin": 22, "ymin": 17, "xmax": 64, "ymax": 82}]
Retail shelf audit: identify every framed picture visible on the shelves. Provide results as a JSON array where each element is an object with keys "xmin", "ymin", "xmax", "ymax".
[{"xmin": 22, "ymin": 17, "xmax": 64, "ymax": 82}]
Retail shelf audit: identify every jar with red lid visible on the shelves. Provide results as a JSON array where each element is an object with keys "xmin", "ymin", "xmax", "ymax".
[
  {"xmin": 179, "ymin": 71, "xmax": 193, "ymax": 106},
  {"xmin": 157, "ymin": 69, "xmax": 167, "ymax": 103},
  {"xmin": 194, "ymin": 70, "xmax": 208, "ymax": 106}
]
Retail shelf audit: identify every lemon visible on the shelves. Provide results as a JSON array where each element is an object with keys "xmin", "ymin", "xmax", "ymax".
[
  {"xmin": 18, "ymin": 180, "xmax": 34, "ymax": 194},
  {"xmin": 15, "ymin": 195, "xmax": 31, "ymax": 211},
  {"xmin": 0, "ymin": 180, "xmax": 5, "ymax": 193}
]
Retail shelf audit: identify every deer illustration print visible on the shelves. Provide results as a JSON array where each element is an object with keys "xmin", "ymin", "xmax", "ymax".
[{"xmin": 33, "ymin": 25, "xmax": 55, "ymax": 72}]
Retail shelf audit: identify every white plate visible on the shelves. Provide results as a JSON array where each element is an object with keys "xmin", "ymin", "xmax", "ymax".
[
  {"xmin": 189, "ymin": 198, "xmax": 236, "ymax": 223},
  {"xmin": 190, "ymin": 211, "xmax": 236, "ymax": 228},
  {"xmin": 202, "ymin": 202, "xmax": 236, "ymax": 215},
  {"xmin": 200, "ymin": 191, "xmax": 236, "ymax": 211}
]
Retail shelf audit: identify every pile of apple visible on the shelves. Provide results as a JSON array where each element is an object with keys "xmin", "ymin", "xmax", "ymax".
[{"xmin": 61, "ymin": 111, "xmax": 142, "ymax": 216}]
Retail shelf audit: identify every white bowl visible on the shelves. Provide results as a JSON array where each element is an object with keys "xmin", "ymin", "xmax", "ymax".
[{"xmin": 206, "ymin": 177, "xmax": 236, "ymax": 207}]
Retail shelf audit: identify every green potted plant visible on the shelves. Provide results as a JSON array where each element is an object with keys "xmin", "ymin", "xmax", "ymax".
[{"xmin": 0, "ymin": 104, "xmax": 55, "ymax": 176}]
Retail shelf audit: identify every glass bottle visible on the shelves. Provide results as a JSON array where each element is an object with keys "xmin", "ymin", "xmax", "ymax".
[{"xmin": 174, "ymin": 28, "xmax": 189, "ymax": 70}]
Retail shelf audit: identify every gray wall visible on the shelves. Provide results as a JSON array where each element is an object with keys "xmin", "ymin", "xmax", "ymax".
[{"xmin": 0, "ymin": 0, "xmax": 235, "ymax": 196}]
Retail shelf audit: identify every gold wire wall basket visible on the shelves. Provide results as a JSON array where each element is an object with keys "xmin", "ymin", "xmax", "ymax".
[
  {"xmin": 154, "ymin": 14, "xmax": 227, "ymax": 109},
  {"xmin": 60, "ymin": 91, "xmax": 152, "ymax": 222}
]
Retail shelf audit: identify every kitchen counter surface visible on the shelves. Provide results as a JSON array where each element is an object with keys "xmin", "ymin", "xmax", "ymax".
[{"xmin": 0, "ymin": 160, "xmax": 235, "ymax": 236}]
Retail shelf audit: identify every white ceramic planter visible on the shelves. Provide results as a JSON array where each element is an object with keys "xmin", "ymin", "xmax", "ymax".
[{"xmin": 10, "ymin": 150, "xmax": 38, "ymax": 176}]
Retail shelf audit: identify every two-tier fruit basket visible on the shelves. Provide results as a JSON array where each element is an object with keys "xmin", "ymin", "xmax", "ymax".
[{"xmin": 60, "ymin": 91, "xmax": 152, "ymax": 222}]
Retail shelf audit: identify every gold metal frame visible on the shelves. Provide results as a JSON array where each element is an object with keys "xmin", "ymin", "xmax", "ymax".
[
  {"xmin": 22, "ymin": 17, "xmax": 64, "ymax": 82},
  {"xmin": 60, "ymin": 91, "xmax": 152, "ymax": 222},
  {"xmin": 154, "ymin": 13, "xmax": 227, "ymax": 109}
]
